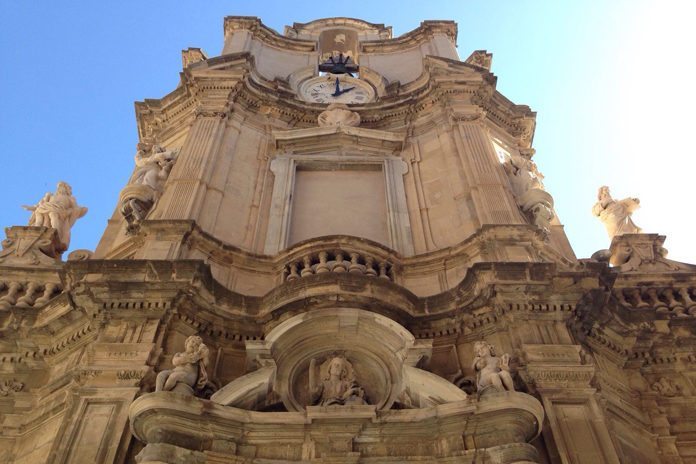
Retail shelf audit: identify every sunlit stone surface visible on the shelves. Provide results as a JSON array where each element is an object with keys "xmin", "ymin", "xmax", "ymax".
[{"xmin": 2, "ymin": 14, "xmax": 695, "ymax": 464}]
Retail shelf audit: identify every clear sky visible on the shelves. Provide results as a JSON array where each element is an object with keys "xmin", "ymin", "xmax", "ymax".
[{"xmin": 1, "ymin": 1, "xmax": 694, "ymax": 262}]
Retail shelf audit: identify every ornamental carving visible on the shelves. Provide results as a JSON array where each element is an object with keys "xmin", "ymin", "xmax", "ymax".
[
  {"xmin": 317, "ymin": 103, "xmax": 361, "ymax": 127},
  {"xmin": 472, "ymin": 341, "xmax": 515, "ymax": 394},
  {"xmin": 651, "ymin": 377, "xmax": 681, "ymax": 397},
  {"xmin": 0, "ymin": 379, "xmax": 24, "ymax": 396},
  {"xmin": 503, "ymin": 150, "xmax": 555, "ymax": 237},
  {"xmin": 608, "ymin": 234, "xmax": 693, "ymax": 272},
  {"xmin": 0, "ymin": 226, "xmax": 62, "ymax": 265},
  {"xmin": 155, "ymin": 335, "xmax": 210, "ymax": 397},
  {"xmin": 308, "ymin": 355, "xmax": 368, "ymax": 406},
  {"xmin": 119, "ymin": 143, "xmax": 179, "ymax": 233}
]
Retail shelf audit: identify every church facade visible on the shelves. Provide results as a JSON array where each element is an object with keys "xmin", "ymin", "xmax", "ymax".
[{"xmin": 1, "ymin": 16, "xmax": 695, "ymax": 464}]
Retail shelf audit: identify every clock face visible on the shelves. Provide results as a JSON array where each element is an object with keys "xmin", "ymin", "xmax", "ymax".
[{"xmin": 299, "ymin": 75, "xmax": 375, "ymax": 105}]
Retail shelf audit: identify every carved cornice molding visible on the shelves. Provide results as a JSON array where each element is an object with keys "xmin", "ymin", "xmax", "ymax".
[
  {"xmin": 224, "ymin": 16, "xmax": 317, "ymax": 52},
  {"xmin": 272, "ymin": 124, "xmax": 405, "ymax": 155},
  {"xmin": 0, "ymin": 226, "xmax": 62, "ymax": 266},
  {"xmin": 286, "ymin": 17, "xmax": 391, "ymax": 38},
  {"xmin": 360, "ymin": 21, "xmax": 457, "ymax": 53}
]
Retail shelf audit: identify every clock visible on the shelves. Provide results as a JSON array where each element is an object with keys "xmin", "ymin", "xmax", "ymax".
[{"xmin": 299, "ymin": 74, "xmax": 375, "ymax": 105}]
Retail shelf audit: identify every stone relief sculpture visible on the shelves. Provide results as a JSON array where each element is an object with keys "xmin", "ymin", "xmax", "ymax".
[
  {"xmin": 155, "ymin": 335, "xmax": 209, "ymax": 396},
  {"xmin": 317, "ymin": 103, "xmax": 361, "ymax": 127},
  {"xmin": 472, "ymin": 341, "xmax": 515, "ymax": 393},
  {"xmin": 308, "ymin": 355, "xmax": 368, "ymax": 406},
  {"xmin": 22, "ymin": 181, "xmax": 87, "ymax": 253},
  {"xmin": 592, "ymin": 186, "xmax": 641, "ymax": 239},
  {"xmin": 503, "ymin": 151, "xmax": 555, "ymax": 236},
  {"xmin": 119, "ymin": 143, "xmax": 179, "ymax": 232}
]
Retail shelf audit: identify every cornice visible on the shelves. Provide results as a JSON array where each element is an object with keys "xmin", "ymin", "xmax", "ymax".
[
  {"xmin": 360, "ymin": 20, "xmax": 457, "ymax": 53},
  {"xmin": 54, "ymin": 255, "xmax": 598, "ymax": 343},
  {"xmin": 223, "ymin": 16, "xmax": 317, "ymax": 52},
  {"xmin": 272, "ymin": 124, "xmax": 405, "ymax": 155},
  {"xmin": 286, "ymin": 17, "xmax": 391, "ymax": 38}
]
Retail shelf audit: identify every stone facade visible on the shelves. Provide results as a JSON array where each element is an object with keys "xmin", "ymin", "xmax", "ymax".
[{"xmin": 1, "ymin": 15, "xmax": 695, "ymax": 464}]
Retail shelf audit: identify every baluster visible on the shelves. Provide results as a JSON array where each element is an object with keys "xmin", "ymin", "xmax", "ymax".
[
  {"xmin": 16, "ymin": 282, "xmax": 40, "ymax": 308},
  {"xmin": 629, "ymin": 288, "xmax": 649, "ymax": 308},
  {"xmin": 378, "ymin": 261, "xmax": 390, "ymax": 280},
  {"xmin": 364, "ymin": 256, "xmax": 377, "ymax": 277},
  {"xmin": 34, "ymin": 283, "xmax": 59, "ymax": 307},
  {"xmin": 646, "ymin": 288, "xmax": 668, "ymax": 313},
  {"xmin": 663, "ymin": 289, "xmax": 686, "ymax": 317},
  {"xmin": 333, "ymin": 252, "xmax": 347, "ymax": 273},
  {"xmin": 0, "ymin": 282, "xmax": 22, "ymax": 309},
  {"xmin": 315, "ymin": 251, "xmax": 330, "ymax": 273},
  {"xmin": 286, "ymin": 262, "xmax": 300, "ymax": 281},
  {"xmin": 348, "ymin": 253, "xmax": 362, "ymax": 274},
  {"xmin": 301, "ymin": 255, "xmax": 314, "ymax": 277},
  {"xmin": 615, "ymin": 289, "xmax": 632, "ymax": 307},
  {"xmin": 678, "ymin": 288, "xmax": 696, "ymax": 315}
]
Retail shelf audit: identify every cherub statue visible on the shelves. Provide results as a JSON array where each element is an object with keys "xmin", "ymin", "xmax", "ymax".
[
  {"xmin": 155, "ymin": 335, "xmax": 209, "ymax": 395},
  {"xmin": 22, "ymin": 181, "xmax": 88, "ymax": 252},
  {"xmin": 504, "ymin": 153, "xmax": 545, "ymax": 198},
  {"xmin": 309, "ymin": 355, "xmax": 367, "ymax": 406},
  {"xmin": 132, "ymin": 144, "xmax": 178, "ymax": 192},
  {"xmin": 472, "ymin": 341, "xmax": 515, "ymax": 393},
  {"xmin": 592, "ymin": 186, "xmax": 641, "ymax": 239}
]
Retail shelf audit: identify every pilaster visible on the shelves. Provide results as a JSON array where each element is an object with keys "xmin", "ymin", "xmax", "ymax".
[
  {"xmin": 450, "ymin": 109, "xmax": 523, "ymax": 226},
  {"xmin": 523, "ymin": 344, "xmax": 621, "ymax": 464},
  {"xmin": 154, "ymin": 107, "xmax": 228, "ymax": 224}
]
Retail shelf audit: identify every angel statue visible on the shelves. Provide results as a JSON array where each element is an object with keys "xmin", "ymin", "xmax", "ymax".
[
  {"xmin": 155, "ymin": 335, "xmax": 209, "ymax": 396},
  {"xmin": 22, "ymin": 181, "xmax": 88, "ymax": 252},
  {"xmin": 472, "ymin": 341, "xmax": 515, "ymax": 393},
  {"xmin": 309, "ymin": 355, "xmax": 367, "ymax": 406}
]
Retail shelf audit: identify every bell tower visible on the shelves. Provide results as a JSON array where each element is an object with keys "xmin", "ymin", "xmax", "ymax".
[{"xmin": 4, "ymin": 14, "xmax": 696, "ymax": 464}]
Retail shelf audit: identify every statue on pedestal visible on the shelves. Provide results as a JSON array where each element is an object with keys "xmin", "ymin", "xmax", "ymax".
[
  {"xmin": 309, "ymin": 355, "xmax": 367, "ymax": 406},
  {"xmin": 22, "ymin": 181, "xmax": 87, "ymax": 253},
  {"xmin": 472, "ymin": 341, "xmax": 515, "ymax": 393},
  {"xmin": 592, "ymin": 186, "xmax": 641, "ymax": 239},
  {"xmin": 504, "ymin": 151, "xmax": 555, "ymax": 236},
  {"xmin": 155, "ymin": 335, "xmax": 209, "ymax": 396},
  {"xmin": 119, "ymin": 143, "xmax": 178, "ymax": 231}
]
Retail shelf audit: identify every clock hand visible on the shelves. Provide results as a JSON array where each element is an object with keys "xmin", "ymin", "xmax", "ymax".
[
  {"xmin": 339, "ymin": 86, "xmax": 355, "ymax": 95},
  {"xmin": 332, "ymin": 77, "xmax": 341, "ymax": 97}
]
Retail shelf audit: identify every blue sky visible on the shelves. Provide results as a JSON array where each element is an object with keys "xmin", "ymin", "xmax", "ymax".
[{"xmin": 1, "ymin": 1, "xmax": 694, "ymax": 262}]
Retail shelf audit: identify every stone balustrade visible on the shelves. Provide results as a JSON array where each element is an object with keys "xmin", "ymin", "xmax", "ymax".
[
  {"xmin": 0, "ymin": 281, "xmax": 63, "ymax": 310},
  {"xmin": 614, "ymin": 287, "xmax": 696, "ymax": 317},
  {"xmin": 283, "ymin": 249, "xmax": 394, "ymax": 282}
]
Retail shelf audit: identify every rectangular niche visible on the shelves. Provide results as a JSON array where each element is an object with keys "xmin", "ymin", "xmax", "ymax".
[{"xmin": 288, "ymin": 164, "xmax": 389, "ymax": 247}]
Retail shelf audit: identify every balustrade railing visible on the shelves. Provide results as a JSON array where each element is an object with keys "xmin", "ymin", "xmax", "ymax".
[{"xmin": 283, "ymin": 249, "xmax": 393, "ymax": 282}]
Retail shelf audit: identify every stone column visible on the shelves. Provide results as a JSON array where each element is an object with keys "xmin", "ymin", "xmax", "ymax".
[{"xmin": 523, "ymin": 344, "xmax": 621, "ymax": 464}]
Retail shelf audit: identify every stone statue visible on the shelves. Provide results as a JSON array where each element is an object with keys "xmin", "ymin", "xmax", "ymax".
[
  {"xmin": 119, "ymin": 143, "xmax": 179, "ymax": 231},
  {"xmin": 592, "ymin": 186, "xmax": 641, "ymax": 239},
  {"xmin": 504, "ymin": 153, "xmax": 544, "ymax": 197},
  {"xmin": 309, "ymin": 355, "xmax": 367, "ymax": 406},
  {"xmin": 132, "ymin": 144, "xmax": 178, "ymax": 190},
  {"xmin": 472, "ymin": 341, "xmax": 514, "ymax": 393},
  {"xmin": 22, "ymin": 181, "xmax": 87, "ymax": 252},
  {"xmin": 503, "ymin": 151, "xmax": 555, "ymax": 236},
  {"xmin": 155, "ymin": 335, "xmax": 209, "ymax": 396}
]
